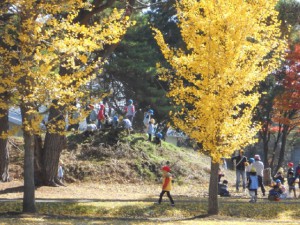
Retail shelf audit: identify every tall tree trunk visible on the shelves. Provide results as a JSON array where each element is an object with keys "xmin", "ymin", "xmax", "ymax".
[
  {"xmin": 275, "ymin": 125, "xmax": 289, "ymax": 174},
  {"xmin": 208, "ymin": 161, "xmax": 219, "ymax": 215},
  {"xmin": 43, "ymin": 101, "xmax": 66, "ymax": 186},
  {"xmin": 260, "ymin": 123, "xmax": 271, "ymax": 168},
  {"xmin": 0, "ymin": 107, "xmax": 10, "ymax": 182},
  {"xmin": 21, "ymin": 105, "xmax": 36, "ymax": 213},
  {"xmin": 34, "ymin": 134, "xmax": 43, "ymax": 186},
  {"xmin": 269, "ymin": 124, "xmax": 282, "ymax": 172}
]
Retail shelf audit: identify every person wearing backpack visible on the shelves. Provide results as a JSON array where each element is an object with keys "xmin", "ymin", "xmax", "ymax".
[
  {"xmin": 231, "ymin": 150, "xmax": 247, "ymax": 193},
  {"xmin": 247, "ymin": 167, "xmax": 259, "ymax": 203}
]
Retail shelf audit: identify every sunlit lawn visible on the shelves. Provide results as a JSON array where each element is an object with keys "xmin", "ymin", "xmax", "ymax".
[{"xmin": 0, "ymin": 199, "xmax": 299, "ymax": 224}]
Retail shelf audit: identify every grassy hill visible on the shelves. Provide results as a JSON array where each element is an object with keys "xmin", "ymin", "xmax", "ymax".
[
  {"xmin": 63, "ymin": 130, "xmax": 218, "ymax": 185},
  {"xmin": 8, "ymin": 129, "xmax": 235, "ymax": 185}
]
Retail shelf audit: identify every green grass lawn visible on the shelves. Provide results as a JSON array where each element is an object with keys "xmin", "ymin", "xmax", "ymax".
[{"xmin": 0, "ymin": 199, "xmax": 299, "ymax": 224}]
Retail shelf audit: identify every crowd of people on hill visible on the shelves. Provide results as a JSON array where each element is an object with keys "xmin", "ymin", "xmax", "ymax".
[
  {"xmin": 216, "ymin": 150, "xmax": 300, "ymax": 203},
  {"xmin": 82, "ymin": 99, "xmax": 164, "ymax": 145}
]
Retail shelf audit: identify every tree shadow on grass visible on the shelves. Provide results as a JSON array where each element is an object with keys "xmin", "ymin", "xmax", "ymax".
[
  {"xmin": 0, "ymin": 186, "xmax": 23, "ymax": 195},
  {"xmin": 31, "ymin": 201, "xmax": 209, "ymax": 223}
]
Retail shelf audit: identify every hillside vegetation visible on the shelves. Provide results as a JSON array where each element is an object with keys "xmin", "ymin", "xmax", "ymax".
[
  {"xmin": 9, "ymin": 129, "xmax": 235, "ymax": 185},
  {"xmin": 63, "ymin": 130, "xmax": 214, "ymax": 184}
]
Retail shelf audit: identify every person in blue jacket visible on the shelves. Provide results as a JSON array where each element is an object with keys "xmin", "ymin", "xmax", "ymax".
[{"xmin": 247, "ymin": 167, "xmax": 259, "ymax": 203}]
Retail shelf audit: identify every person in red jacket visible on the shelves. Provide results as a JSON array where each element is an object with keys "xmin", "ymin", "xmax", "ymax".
[
  {"xmin": 97, "ymin": 103, "xmax": 105, "ymax": 129},
  {"xmin": 157, "ymin": 166, "xmax": 175, "ymax": 206}
]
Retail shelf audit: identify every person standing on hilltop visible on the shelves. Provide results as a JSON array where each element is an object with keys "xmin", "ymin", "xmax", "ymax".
[
  {"xmin": 88, "ymin": 104, "xmax": 98, "ymax": 125},
  {"xmin": 231, "ymin": 150, "xmax": 247, "ymax": 193},
  {"xmin": 124, "ymin": 99, "xmax": 135, "ymax": 123},
  {"xmin": 143, "ymin": 109, "xmax": 154, "ymax": 131},
  {"xmin": 148, "ymin": 119, "xmax": 155, "ymax": 142},
  {"xmin": 97, "ymin": 103, "xmax": 105, "ymax": 129}
]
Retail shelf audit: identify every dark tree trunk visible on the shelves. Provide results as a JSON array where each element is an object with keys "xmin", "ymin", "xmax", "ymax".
[
  {"xmin": 43, "ymin": 101, "xmax": 66, "ymax": 186},
  {"xmin": 34, "ymin": 134, "xmax": 43, "ymax": 186},
  {"xmin": 0, "ymin": 107, "xmax": 10, "ymax": 182},
  {"xmin": 275, "ymin": 125, "xmax": 289, "ymax": 174},
  {"xmin": 21, "ymin": 105, "xmax": 36, "ymax": 213},
  {"xmin": 43, "ymin": 133, "xmax": 66, "ymax": 186},
  {"xmin": 260, "ymin": 123, "xmax": 271, "ymax": 168},
  {"xmin": 269, "ymin": 124, "xmax": 282, "ymax": 172},
  {"xmin": 208, "ymin": 161, "xmax": 219, "ymax": 215}
]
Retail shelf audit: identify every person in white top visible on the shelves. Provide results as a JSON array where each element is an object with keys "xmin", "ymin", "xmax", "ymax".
[
  {"xmin": 252, "ymin": 154, "xmax": 265, "ymax": 196},
  {"xmin": 246, "ymin": 158, "xmax": 254, "ymax": 180}
]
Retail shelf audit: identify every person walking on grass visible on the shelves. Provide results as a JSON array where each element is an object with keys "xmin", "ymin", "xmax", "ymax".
[
  {"xmin": 157, "ymin": 166, "xmax": 175, "ymax": 206},
  {"xmin": 231, "ymin": 150, "xmax": 247, "ymax": 193},
  {"xmin": 252, "ymin": 154, "xmax": 266, "ymax": 196}
]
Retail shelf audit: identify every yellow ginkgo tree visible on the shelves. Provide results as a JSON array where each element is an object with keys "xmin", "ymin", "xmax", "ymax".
[
  {"xmin": 0, "ymin": 0, "xmax": 133, "ymax": 213},
  {"xmin": 153, "ymin": 0, "xmax": 286, "ymax": 214}
]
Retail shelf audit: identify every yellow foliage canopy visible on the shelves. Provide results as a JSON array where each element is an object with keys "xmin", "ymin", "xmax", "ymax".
[
  {"xmin": 153, "ymin": 0, "xmax": 286, "ymax": 162},
  {"xmin": 0, "ymin": 0, "xmax": 133, "ymax": 135}
]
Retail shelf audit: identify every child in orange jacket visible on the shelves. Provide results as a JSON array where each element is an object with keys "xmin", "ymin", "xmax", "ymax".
[{"xmin": 157, "ymin": 166, "xmax": 175, "ymax": 206}]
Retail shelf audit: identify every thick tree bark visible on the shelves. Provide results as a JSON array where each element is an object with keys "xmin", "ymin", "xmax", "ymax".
[
  {"xmin": 43, "ymin": 101, "xmax": 66, "ymax": 186},
  {"xmin": 260, "ymin": 123, "xmax": 271, "ymax": 168},
  {"xmin": 0, "ymin": 107, "xmax": 10, "ymax": 182},
  {"xmin": 275, "ymin": 125, "xmax": 289, "ymax": 174},
  {"xmin": 34, "ymin": 134, "xmax": 43, "ymax": 186},
  {"xmin": 43, "ymin": 133, "xmax": 66, "ymax": 186},
  {"xmin": 208, "ymin": 161, "xmax": 219, "ymax": 215},
  {"xmin": 269, "ymin": 125, "xmax": 282, "ymax": 173},
  {"xmin": 21, "ymin": 105, "xmax": 36, "ymax": 213}
]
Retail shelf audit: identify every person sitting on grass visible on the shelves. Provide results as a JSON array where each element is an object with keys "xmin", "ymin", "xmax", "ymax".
[
  {"xmin": 268, "ymin": 179, "xmax": 285, "ymax": 201},
  {"xmin": 157, "ymin": 166, "xmax": 175, "ymax": 206},
  {"xmin": 218, "ymin": 180, "xmax": 230, "ymax": 197}
]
